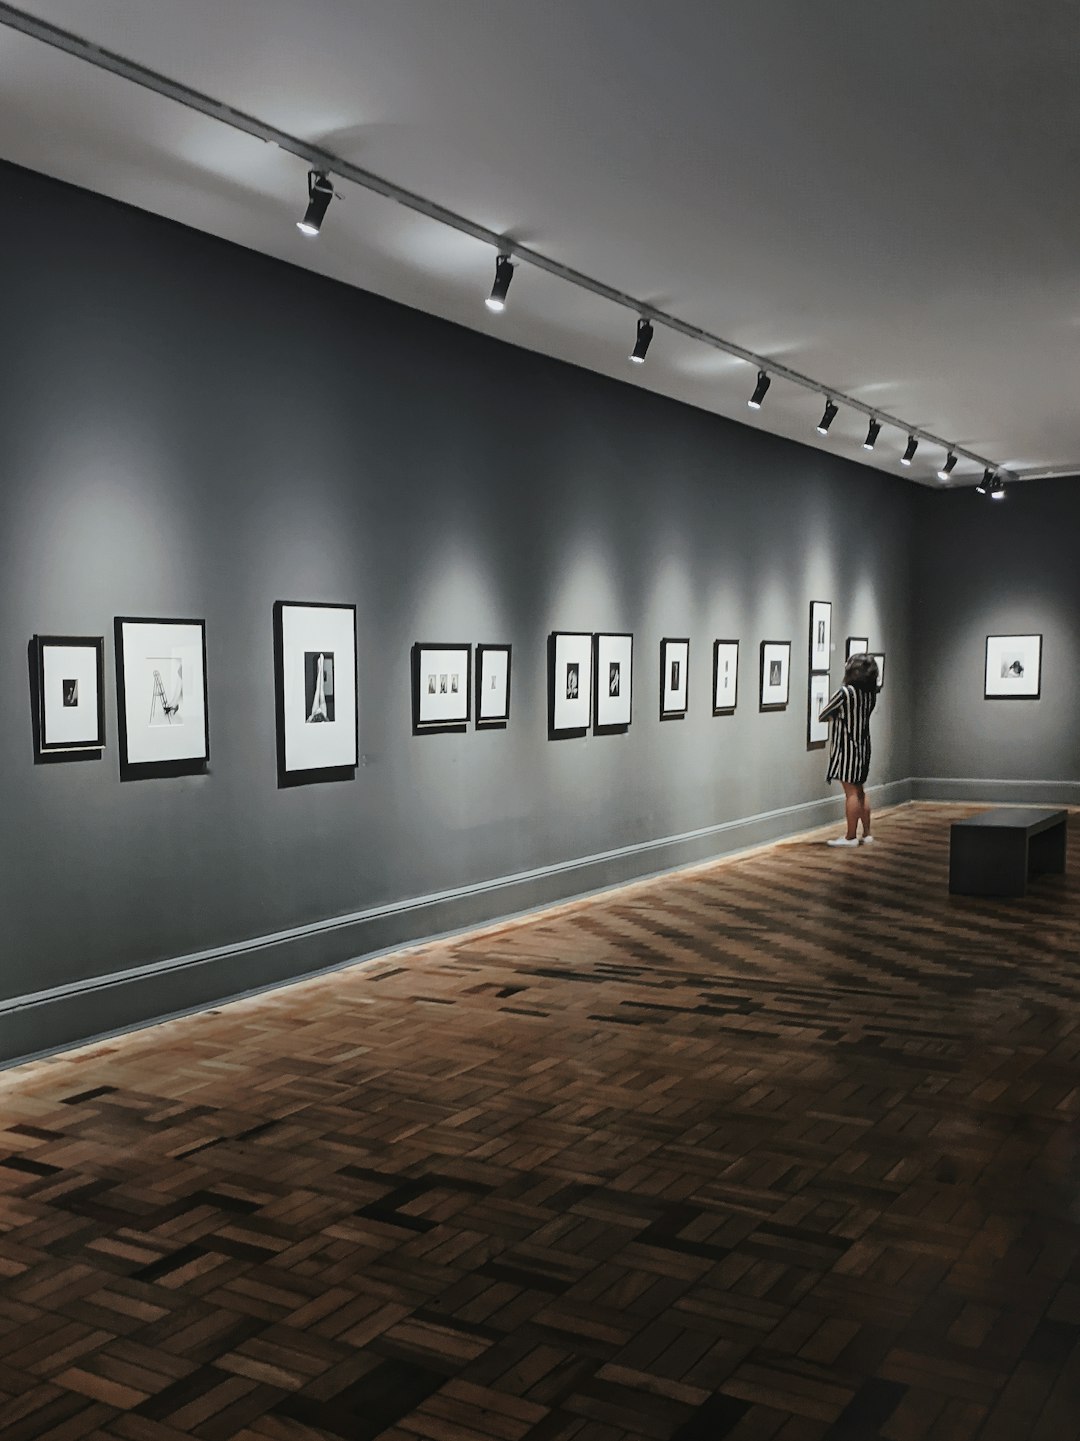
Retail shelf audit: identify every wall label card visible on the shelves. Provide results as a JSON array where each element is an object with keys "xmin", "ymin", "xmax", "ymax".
[
  {"xmin": 660, "ymin": 637, "xmax": 689, "ymax": 720},
  {"xmin": 984, "ymin": 634, "xmax": 1041, "ymax": 699},
  {"xmin": 275, "ymin": 601, "xmax": 357, "ymax": 777},
  {"xmin": 35, "ymin": 634, "xmax": 105, "ymax": 755},
  {"xmin": 115, "ymin": 617, "xmax": 208, "ymax": 771},
  {"xmin": 594, "ymin": 632, "xmax": 633, "ymax": 730},
  {"xmin": 712, "ymin": 639, "xmax": 739, "ymax": 715}
]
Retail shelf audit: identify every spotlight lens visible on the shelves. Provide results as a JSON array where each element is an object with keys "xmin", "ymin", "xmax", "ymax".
[
  {"xmin": 748, "ymin": 400, "xmax": 761, "ymax": 410},
  {"xmin": 630, "ymin": 354, "xmax": 645, "ymax": 364},
  {"xmin": 296, "ymin": 220, "xmax": 319, "ymax": 236},
  {"xmin": 485, "ymin": 297, "xmax": 505, "ymax": 313},
  {"xmin": 901, "ymin": 457, "xmax": 911, "ymax": 466}
]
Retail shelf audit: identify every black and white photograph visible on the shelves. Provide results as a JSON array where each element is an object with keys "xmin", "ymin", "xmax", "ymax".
[
  {"xmin": 275, "ymin": 601, "xmax": 357, "ymax": 776},
  {"xmin": 551, "ymin": 632, "xmax": 593, "ymax": 733},
  {"xmin": 809, "ymin": 600, "xmax": 832, "ymax": 672},
  {"xmin": 759, "ymin": 640, "xmax": 792, "ymax": 711},
  {"xmin": 660, "ymin": 637, "xmax": 689, "ymax": 719},
  {"xmin": 807, "ymin": 671, "xmax": 830, "ymax": 748},
  {"xmin": 593, "ymin": 632, "xmax": 633, "ymax": 730},
  {"xmin": 413, "ymin": 643, "xmax": 471, "ymax": 731},
  {"xmin": 984, "ymin": 633, "xmax": 1042, "ymax": 699},
  {"xmin": 475, "ymin": 644, "xmax": 512, "ymax": 727},
  {"xmin": 34, "ymin": 635, "xmax": 106, "ymax": 756},
  {"xmin": 116, "ymin": 617, "xmax": 209, "ymax": 770},
  {"xmin": 846, "ymin": 636, "xmax": 869, "ymax": 660},
  {"xmin": 712, "ymin": 639, "xmax": 739, "ymax": 715}
]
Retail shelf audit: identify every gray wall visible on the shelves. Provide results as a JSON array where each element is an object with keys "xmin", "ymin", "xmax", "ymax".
[
  {"xmin": 912, "ymin": 479, "xmax": 1080, "ymax": 788},
  {"xmin": 0, "ymin": 162, "xmax": 915, "ymax": 1053}
]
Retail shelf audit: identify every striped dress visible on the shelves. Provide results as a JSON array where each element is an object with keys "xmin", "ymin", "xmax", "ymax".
[{"xmin": 818, "ymin": 682, "xmax": 876, "ymax": 784}]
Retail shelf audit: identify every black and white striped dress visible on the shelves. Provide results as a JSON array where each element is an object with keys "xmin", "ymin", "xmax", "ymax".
[{"xmin": 819, "ymin": 683, "xmax": 875, "ymax": 784}]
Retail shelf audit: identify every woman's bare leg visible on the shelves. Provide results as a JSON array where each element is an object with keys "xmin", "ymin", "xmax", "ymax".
[
  {"xmin": 858, "ymin": 785, "xmax": 871, "ymax": 837},
  {"xmin": 841, "ymin": 783, "xmax": 860, "ymax": 840}
]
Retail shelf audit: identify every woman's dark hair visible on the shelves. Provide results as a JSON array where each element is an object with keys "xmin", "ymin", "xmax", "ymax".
[{"xmin": 844, "ymin": 652, "xmax": 879, "ymax": 693}]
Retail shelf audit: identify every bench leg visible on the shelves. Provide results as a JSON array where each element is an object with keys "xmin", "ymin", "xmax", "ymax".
[
  {"xmin": 949, "ymin": 829, "xmax": 1030, "ymax": 896},
  {"xmin": 1029, "ymin": 822, "xmax": 1067, "ymax": 875}
]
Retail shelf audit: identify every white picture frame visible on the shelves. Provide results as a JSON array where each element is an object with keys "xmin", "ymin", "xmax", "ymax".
[
  {"xmin": 660, "ymin": 637, "xmax": 689, "ymax": 719},
  {"xmin": 712, "ymin": 640, "xmax": 739, "ymax": 715},
  {"xmin": 809, "ymin": 600, "xmax": 832, "ymax": 672},
  {"xmin": 414, "ymin": 643, "xmax": 471, "ymax": 730},
  {"xmin": 115, "ymin": 617, "xmax": 208, "ymax": 769},
  {"xmin": 594, "ymin": 633, "xmax": 633, "ymax": 730},
  {"xmin": 551, "ymin": 632, "xmax": 593, "ymax": 732},
  {"xmin": 984, "ymin": 634, "xmax": 1041, "ymax": 699},
  {"xmin": 275, "ymin": 601, "xmax": 358, "ymax": 775},
  {"xmin": 759, "ymin": 640, "xmax": 791, "ymax": 711}
]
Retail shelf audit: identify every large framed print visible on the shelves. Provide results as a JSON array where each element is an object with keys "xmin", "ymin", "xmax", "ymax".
[
  {"xmin": 275, "ymin": 601, "xmax": 357, "ymax": 777},
  {"xmin": 759, "ymin": 640, "xmax": 791, "ymax": 711},
  {"xmin": 594, "ymin": 632, "xmax": 633, "ymax": 730},
  {"xmin": 985, "ymin": 634, "xmax": 1041, "ymax": 699},
  {"xmin": 808, "ymin": 672, "xmax": 831, "ymax": 749},
  {"xmin": 809, "ymin": 601, "xmax": 832, "ymax": 672},
  {"xmin": 846, "ymin": 636, "xmax": 869, "ymax": 660},
  {"xmin": 870, "ymin": 652, "xmax": 886, "ymax": 691},
  {"xmin": 35, "ymin": 635, "xmax": 105, "ymax": 755},
  {"xmin": 414, "ymin": 643, "xmax": 471, "ymax": 731},
  {"xmin": 712, "ymin": 640, "xmax": 739, "ymax": 715},
  {"xmin": 115, "ymin": 618, "xmax": 208, "ymax": 770},
  {"xmin": 551, "ymin": 632, "xmax": 592, "ymax": 734},
  {"xmin": 660, "ymin": 638, "xmax": 689, "ymax": 719},
  {"xmin": 476, "ymin": 644, "xmax": 511, "ymax": 727}
]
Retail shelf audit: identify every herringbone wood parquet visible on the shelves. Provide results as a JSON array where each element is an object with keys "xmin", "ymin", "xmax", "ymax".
[{"xmin": 2, "ymin": 803, "xmax": 1079, "ymax": 1441}]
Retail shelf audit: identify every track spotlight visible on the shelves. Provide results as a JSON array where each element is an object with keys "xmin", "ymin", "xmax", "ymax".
[
  {"xmin": 486, "ymin": 254, "xmax": 515, "ymax": 312},
  {"xmin": 976, "ymin": 468, "xmax": 992, "ymax": 495},
  {"xmin": 297, "ymin": 171, "xmax": 334, "ymax": 236},
  {"xmin": 990, "ymin": 476, "xmax": 1007, "ymax": 500},
  {"xmin": 630, "ymin": 318, "xmax": 654, "ymax": 364},
  {"xmin": 748, "ymin": 371, "xmax": 771, "ymax": 409},
  {"xmin": 901, "ymin": 435, "xmax": 918, "ymax": 466},
  {"xmin": 816, "ymin": 399, "xmax": 838, "ymax": 435},
  {"xmin": 863, "ymin": 419, "xmax": 881, "ymax": 450},
  {"xmin": 937, "ymin": 452, "xmax": 958, "ymax": 482}
]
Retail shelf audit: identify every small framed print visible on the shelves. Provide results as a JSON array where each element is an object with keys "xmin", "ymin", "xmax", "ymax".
[
  {"xmin": 760, "ymin": 640, "xmax": 791, "ymax": 711},
  {"xmin": 660, "ymin": 638, "xmax": 689, "ymax": 720},
  {"xmin": 984, "ymin": 634, "xmax": 1041, "ymax": 699},
  {"xmin": 476, "ymin": 644, "xmax": 511, "ymax": 727},
  {"xmin": 870, "ymin": 652, "xmax": 886, "ymax": 691},
  {"xmin": 551, "ymin": 632, "xmax": 593, "ymax": 734},
  {"xmin": 274, "ymin": 601, "xmax": 358, "ymax": 778},
  {"xmin": 594, "ymin": 633, "xmax": 633, "ymax": 731},
  {"xmin": 712, "ymin": 640, "xmax": 739, "ymax": 715},
  {"xmin": 414, "ymin": 643, "xmax": 471, "ymax": 731},
  {"xmin": 808, "ymin": 672, "xmax": 831, "ymax": 749},
  {"xmin": 847, "ymin": 636, "xmax": 869, "ymax": 660},
  {"xmin": 34, "ymin": 635, "xmax": 106, "ymax": 755},
  {"xmin": 809, "ymin": 601, "xmax": 832, "ymax": 672},
  {"xmin": 115, "ymin": 617, "xmax": 209, "ymax": 772}
]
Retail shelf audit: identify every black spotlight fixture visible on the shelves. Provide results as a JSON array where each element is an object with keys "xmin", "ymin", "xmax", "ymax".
[
  {"xmin": 485, "ymin": 253, "xmax": 515, "ymax": 312},
  {"xmin": 816, "ymin": 399, "xmax": 839, "ymax": 435},
  {"xmin": 748, "ymin": 370, "xmax": 771, "ymax": 409},
  {"xmin": 863, "ymin": 418, "xmax": 881, "ymax": 450},
  {"xmin": 990, "ymin": 475, "xmax": 1007, "ymax": 500},
  {"xmin": 629, "ymin": 318, "xmax": 654, "ymax": 364},
  {"xmin": 901, "ymin": 435, "xmax": 919, "ymax": 467},
  {"xmin": 937, "ymin": 451, "xmax": 958, "ymax": 482},
  {"xmin": 976, "ymin": 468, "xmax": 993, "ymax": 495},
  {"xmin": 297, "ymin": 170, "xmax": 334, "ymax": 236}
]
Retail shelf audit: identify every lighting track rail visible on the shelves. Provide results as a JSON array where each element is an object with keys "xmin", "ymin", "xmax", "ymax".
[{"xmin": 0, "ymin": 1, "xmax": 1016, "ymax": 484}]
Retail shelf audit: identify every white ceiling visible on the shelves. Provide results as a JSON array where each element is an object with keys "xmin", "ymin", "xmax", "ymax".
[{"xmin": 1, "ymin": 0, "xmax": 1078, "ymax": 487}]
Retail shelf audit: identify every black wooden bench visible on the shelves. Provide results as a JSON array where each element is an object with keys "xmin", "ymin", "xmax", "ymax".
[{"xmin": 949, "ymin": 807, "xmax": 1068, "ymax": 897}]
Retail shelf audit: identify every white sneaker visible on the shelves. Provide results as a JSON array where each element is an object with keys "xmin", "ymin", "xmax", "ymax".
[
  {"xmin": 860, "ymin": 835, "xmax": 875, "ymax": 844},
  {"xmin": 827, "ymin": 837, "xmax": 860, "ymax": 848}
]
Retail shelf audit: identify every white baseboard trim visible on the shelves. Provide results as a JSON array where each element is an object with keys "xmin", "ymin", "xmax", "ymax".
[
  {"xmin": 0, "ymin": 777, "xmax": 913, "ymax": 1068},
  {"xmin": 910, "ymin": 777, "xmax": 1080, "ymax": 806}
]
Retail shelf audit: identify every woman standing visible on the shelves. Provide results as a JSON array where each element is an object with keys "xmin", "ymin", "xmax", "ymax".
[{"xmin": 819, "ymin": 653, "xmax": 879, "ymax": 848}]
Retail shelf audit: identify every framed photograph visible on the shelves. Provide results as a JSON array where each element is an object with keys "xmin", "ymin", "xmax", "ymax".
[
  {"xmin": 846, "ymin": 636, "xmax": 869, "ymax": 660},
  {"xmin": 984, "ymin": 634, "xmax": 1041, "ymax": 699},
  {"xmin": 275, "ymin": 601, "xmax": 357, "ymax": 776},
  {"xmin": 34, "ymin": 635, "xmax": 105, "ymax": 754},
  {"xmin": 476, "ymin": 644, "xmax": 511, "ymax": 727},
  {"xmin": 809, "ymin": 601, "xmax": 832, "ymax": 672},
  {"xmin": 870, "ymin": 652, "xmax": 886, "ymax": 691},
  {"xmin": 660, "ymin": 638, "xmax": 689, "ymax": 719},
  {"xmin": 414, "ymin": 643, "xmax": 471, "ymax": 731},
  {"xmin": 594, "ymin": 633, "xmax": 633, "ymax": 730},
  {"xmin": 115, "ymin": 617, "xmax": 209, "ymax": 770},
  {"xmin": 712, "ymin": 640, "xmax": 739, "ymax": 715},
  {"xmin": 551, "ymin": 632, "xmax": 593, "ymax": 733},
  {"xmin": 808, "ymin": 672, "xmax": 831, "ymax": 749},
  {"xmin": 760, "ymin": 640, "xmax": 791, "ymax": 711}
]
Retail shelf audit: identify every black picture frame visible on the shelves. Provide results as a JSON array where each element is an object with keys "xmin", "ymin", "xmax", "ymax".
[
  {"xmin": 809, "ymin": 600, "xmax": 832, "ymax": 673},
  {"xmin": 413, "ymin": 642, "xmax": 472, "ymax": 733},
  {"xmin": 984, "ymin": 634, "xmax": 1042, "ymax": 700},
  {"xmin": 807, "ymin": 671, "xmax": 830, "ymax": 750},
  {"xmin": 550, "ymin": 631, "xmax": 593, "ymax": 738},
  {"xmin": 846, "ymin": 636, "xmax": 869, "ymax": 660},
  {"xmin": 475, "ymin": 643, "xmax": 512, "ymax": 728},
  {"xmin": 593, "ymin": 632, "xmax": 633, "ymax": 733},
  {"xmin": 871, "ymin": 652, "xmax": 886, "ymax": 691},
  {"xmin": 274, "ymin": 600, "xmax": 358, "ymax": 785},
  {"xmin": 712, "ymin": 639, "xmax": 739, "ymax": 715},
  {"xmin": 759, "ymin": 640, "xmax": 792, "ymax": 712},
  {"xmin": 115, "ymin": 616, "xmax": 209, "ymax": 778},
  {"xmin": 660, "ymin": 637, "xmax": 690, "ymax": 720},
  {"xmin": 33, "ymin": 634, "xmax": 106, "ymax": 756}
]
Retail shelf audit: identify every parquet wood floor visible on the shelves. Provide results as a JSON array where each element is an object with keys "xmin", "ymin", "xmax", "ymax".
[{"xmin": 2, "ymin": 802, "xmax": 1079, "ymax": 1441}]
